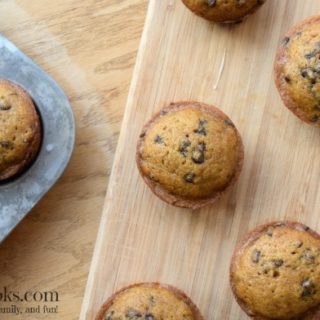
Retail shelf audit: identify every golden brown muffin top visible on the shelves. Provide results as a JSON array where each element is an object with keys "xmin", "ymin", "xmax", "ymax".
[
  {"xmin": 136, "ymin": 102, "xmax": 243, "ymax": 208},
  {"xmin": 0, "ymin": 80, "xmax": 41, "ymax": 180},
  {"xmin": 275, "ymin": 16, "xmax": 320, "ymax": 126},
  {"xmin": 97, "ymin": 283, "xmax": 203, "ymax": 320},
  {"xmin": 181, "ymin": 0, "xmax": 266, "ymax": 23},
  {"xmin": 231, "ymin": 222, "xmax": 320, "ymax": 320}
]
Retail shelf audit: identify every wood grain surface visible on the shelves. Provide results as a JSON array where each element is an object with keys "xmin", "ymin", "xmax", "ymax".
[
  {"xmin": 0, "ymin": 1, "xmax": 147, "ymax": 319},
  {"xmin": 81, "ymin": 1, "xmax": 320, "ymax": 319}
]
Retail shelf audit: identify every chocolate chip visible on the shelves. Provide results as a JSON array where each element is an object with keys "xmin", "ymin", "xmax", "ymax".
[
  {"xmin": 300, "ymin": 250, "xmax": 315, "ymax": 264},
  {"xmin": 282, "ymin": 37, "xmax": 290, "ymax": 46},
  {"xmin": 192, "ymin": 150, "xmax": 204, "ymax": 164},
  {"xmin": 145, "ymin": 314, "xmax": 155, "ymax": 320},
  {"xmin": 314, "ymin": 64, "xmax": 320, "ymax": 74},
  {"xmin": 0, "ymin": 98, "xmax": 11, "ymax": 110},
  {"xmin": 126, "ymin": 309, "xmax": 142, "ymax": 319},
  {"xmin": 192, "ymin": 143, "xmax": 206, "ymax": 164},
  {"xmin": 300, "ymin": 65, "xmax": 320, "ymax": 100},
  {"xmin": 207, "ymin": 0, "xmax": 216, "ymax": 6},
  {"xmin": 305, "ymin": 49, "xmax": 320, "ymax": 59},
  {"xmin": 194, "ymin": 119, "xmax": 207, "ymax": 136},
  {"xmin": 179, "ymin": 139, "xmax": 191, "ymax": 157},
  {"xmin": 301, "ymin": 279, "xmax": 316, "ymax": 298},
  {"xmin": 273, "ymin": 259, "xmax": 284, "ymax": 267},
  {"xmin": 295, "ymin": 241, "xmax": 303, "ymax": 248},
  {"xmin": 311, "ymin": 115, "xmax": 319, "ymax": 122},
  {"xmin": 149, "ymin": 173, "xmax": 159, "ymax": 182},
  {"xmin": 104, "ymin": 311, "xmax": 114, "ymax": 320},
  {"xmin": 301, "ymin": 68, "xmax": 315, "ymax": 79},
  {"xmin": 149, "ymin": 295, "xmax": 155, "ymax": 306},
  {"xmin": 305, "ymin": 53, "xmax": 316, "ymax": 59},
  {"xmin": 224, "ymin": 119, "xmax": 235, "ymax": 127},
  {"xmin": 263, "ymin": 267, "xmax": 270, "ymax": 274},
  {"xmin": 139, "ymin": 132, "xmax": 146, "ymax": 138},
  {"xmin": 184, "ymin": 172, "xmax": 195, "ymax": 183},
  {"xmin": 251, "ymin": 249, "xmax": 261, "ymax": 263},
  {"xmin": 154, "ymin": 135, "xmax": 164, "ymax": 144},
  {"xmin": 266, "ymin": 227, "xmax": 273, "ymax": 237},
  {"xmin": 0, "ymin": 141, "xmax": 14, "ymax": 149},
  {"xmin": 272, "ymin": 270, "xmax": 280, "ymax": 278},
  {"xmin": 284, "ymin": 76, "xmax": 291, "ymax": 83}
]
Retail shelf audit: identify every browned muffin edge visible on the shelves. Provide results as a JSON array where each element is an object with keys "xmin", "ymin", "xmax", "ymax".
[
  {"xmin": 274, "ymin": 15, "xmax": 320, "ymax": 127},
  {"xmin": 230, "ymin": 221, "xmax": 320, "ymax": 320},
  {"xmin": 95, "ymin": 282, "xmax": 204, "ymax": 320}
]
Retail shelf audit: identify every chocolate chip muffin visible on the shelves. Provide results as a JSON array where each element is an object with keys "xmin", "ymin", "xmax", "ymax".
[
  {"xmin": 230, "ymin": 221, "xmax": 320, "ymax": 319},
  {"xmin": 136, "ymin": 101, "xmax": 244, "ymax": 209},
  {"xmin": 96, "ymin": 283, "xmax": 204, "ymax": 320},
  {"xmin": 0, "ymin": 79, "xmax": 41, "ymax": 181},
  {"xmin": 275, "ymin": 16, "xmax": 320, "ymax": 127},
  {"xmin": 181, "ymin": 0, "xmax": 267, "ymax": 23}
]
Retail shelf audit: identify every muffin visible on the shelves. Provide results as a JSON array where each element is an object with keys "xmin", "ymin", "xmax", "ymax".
[
  {"xmin": 274, "ymin": 16, "xmax": 320, "ymax": 127},
  {"xmin": 96, "ymin": 282, "xmax": 204, "ymax": 320},
  {"xmin": 136, "ymin": 101, "xmax": 244, "ymax": 209},
  {"xmin": 0, "ymin": 79, "xmax": 41, "ymax": 181},
  {"xmin": 181, "ymin": 0, "xmax": 267, "ymax": 23},
  {"xmin": 230, "ymin": 221, "xmax": 320, "ymax": 319}
]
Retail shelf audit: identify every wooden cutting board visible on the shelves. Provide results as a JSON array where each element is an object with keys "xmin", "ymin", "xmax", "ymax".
[{"xmin": 80, "ymin": 1, "xmax": 320, "ymax": 319}]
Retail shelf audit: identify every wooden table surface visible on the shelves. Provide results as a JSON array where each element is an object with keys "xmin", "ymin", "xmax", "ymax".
[{"xmin": 0, "ymin": 1, "xmax": 147, "ymax": 319}]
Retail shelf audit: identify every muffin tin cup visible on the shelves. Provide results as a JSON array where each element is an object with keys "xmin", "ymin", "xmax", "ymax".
[{"xmin": 0, "ymin": 34, "xmax": 75, "ymax": 243}]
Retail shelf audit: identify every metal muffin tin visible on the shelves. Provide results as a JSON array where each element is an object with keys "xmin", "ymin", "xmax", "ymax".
[{"xmin": 0, "ymin": 35, "xmax": 75, "ymax": 243}]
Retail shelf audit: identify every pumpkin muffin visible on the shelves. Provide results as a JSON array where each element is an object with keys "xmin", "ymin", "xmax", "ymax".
[
  {"xmin": 136, "ymin": 101, "xmax": 244, "ymax": 209},
  {"xmin": 230, "ymin": 221, "xmax": 320, "ymax": 319},
  {"xmin": 181, "ymin": 0, "xmax": 267, "ymax": 23},
  {"xmin": 275, "ymin": 16, "xmax": 320, "ymax": 127},
  {"xmin": 0, "ymin": 79, "xmax": 41, "ymax": 181},
  {"xmin": 96, "ymin": 283, "xmax": 204, "ymax": 320}
]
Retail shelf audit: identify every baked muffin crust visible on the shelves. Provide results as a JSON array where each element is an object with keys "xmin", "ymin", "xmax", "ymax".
[
  {"xmin": 136, "ymin": 102, "xmax": 244, "ymax": 209},
  {"xmin": 230, "ymin": 221, "xmax": 320, "ymax": 320},
  {"xmin": 0, "ymin": 79, "xmax": 41, "ymax": 181},
  {"xmin": 181, "ymin": 0, "xmax": 266, "ymax": 23},
  {"xmin": 275, "ymin": 16, "xmax": 320, "ymax": 127},
  {"xmin": 96, "ymin": 283, "xmax": 204, "ymax": 320}
]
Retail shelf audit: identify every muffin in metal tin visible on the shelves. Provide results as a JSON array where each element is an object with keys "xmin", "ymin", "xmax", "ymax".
[{"xmin": 0, "ymin": 79, "xmax": 41, "ymax": 181}]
